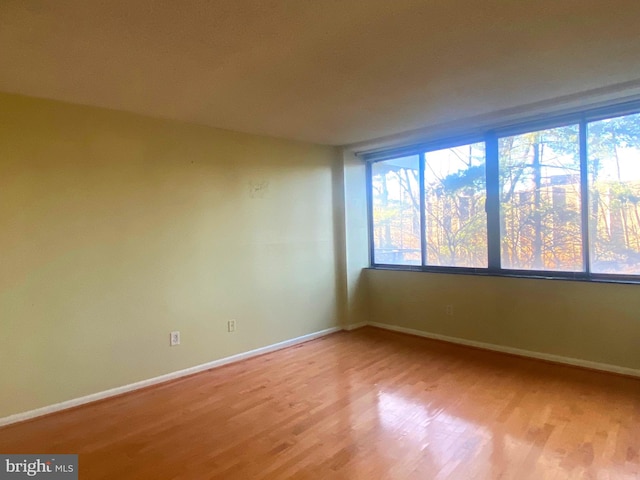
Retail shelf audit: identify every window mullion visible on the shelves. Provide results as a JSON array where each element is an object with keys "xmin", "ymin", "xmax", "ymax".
[
  {"xmin": 419, "ymin": 153, "xmax": 427, "ymax": 266},
  {"xmin": 579, "ymin": 119, "xmax": 591, "ymax": 274},
  {"xmin": 486, "ymin": 133, "xmax": 501, "ymax": 271},
  {"xmin": 366, "ymin": 161, "xmax": 375, "ymax": 265}
]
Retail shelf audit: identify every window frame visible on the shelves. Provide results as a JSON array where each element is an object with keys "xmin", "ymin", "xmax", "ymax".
[{"xmin": 365, "ymin": 99, "xmax": 640, "ymax": 284}]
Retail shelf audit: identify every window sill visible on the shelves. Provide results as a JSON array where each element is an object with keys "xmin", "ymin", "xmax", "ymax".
[{"xmin": 366, "ymin": 265, "xmax": 640, "ymax": 285}]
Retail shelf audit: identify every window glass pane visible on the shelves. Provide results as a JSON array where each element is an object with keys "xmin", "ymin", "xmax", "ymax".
[
  {"xmin": 499, "ymin": 125, "xmax": 583, "ymax": 271},
  {"xmin": 372, "ymin": 156, "xmax": 421, "ymax": 265},
  {"xmin": 588, "ymin": 113, "xmax": 640, "ymax": 274},
  {"xmin": 423, "ymin": 143, "xmax": 487, "ymax": 267}
]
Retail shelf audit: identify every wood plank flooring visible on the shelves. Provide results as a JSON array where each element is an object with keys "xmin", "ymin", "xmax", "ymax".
[{"xmin": 1, "ymin": 326, "xmax": 639, "ymax": 479}]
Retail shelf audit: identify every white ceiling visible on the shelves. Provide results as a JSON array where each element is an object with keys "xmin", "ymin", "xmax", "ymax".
[{"xmin": 1, "ymin": 0, "xmax": 640, "ymax": 146}]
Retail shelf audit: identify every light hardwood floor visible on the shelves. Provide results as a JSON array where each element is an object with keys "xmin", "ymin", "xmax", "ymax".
[{"xmin": 1, "ymin": 327, "xmax": 639, "ymax": 479}]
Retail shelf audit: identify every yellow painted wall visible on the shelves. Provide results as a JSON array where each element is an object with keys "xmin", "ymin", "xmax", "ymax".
[
  {"xmin": 366, "ymin": 269, "xmax": 640, "ymax": 370},
  {"xmin": 0, "ymin": 93, "xmax": 342, "ymax": 418},
  {"xmin": 341, "ymin": 150, "xmax": 370, "ymax": 327}
]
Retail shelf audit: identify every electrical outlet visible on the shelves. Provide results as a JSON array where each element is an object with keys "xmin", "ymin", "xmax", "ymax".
[
  {"xmin": 227, "ymin": 320, "xmax": 236, "ymax": 333},
  {"xmin": 445, "ymin": 305, "xmax": 454, "ymax": 316},
  {"xmin": 170, "ymin": 331, "xmax": 181, "ymax": 346}
]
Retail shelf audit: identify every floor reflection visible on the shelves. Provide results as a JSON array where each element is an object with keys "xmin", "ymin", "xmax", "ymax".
[{"xmin": 376, "ymin": 389, "xmax": 494, "ymax": 476}]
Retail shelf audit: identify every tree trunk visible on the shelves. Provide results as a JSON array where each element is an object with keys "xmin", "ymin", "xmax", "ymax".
[
  {"xmin": 381, "ymin": 175, "xmax": 391, "ymax": 248},
  {"xmin": 532, "ymin": 140, "xmax": 543, "ymax": 269}
]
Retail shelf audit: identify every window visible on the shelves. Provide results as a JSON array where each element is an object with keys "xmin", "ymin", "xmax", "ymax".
[
  {"xmin": 499, "ymin": 125, "xmax": 582, "ymax": 271},
  {"xmin": 588, "ymin": 112, "xmax": 640, "ymax": 275},
  {"xmin": 367, "ymin": 101, "xmax": 640, "ymax": 282},
  {"xmin": 424, "ymin": 143, "xmax": 487, "ymax": 267},
  {"xmin": 371, "ymin": 155, "xmax": 420, "ymax": 265}
]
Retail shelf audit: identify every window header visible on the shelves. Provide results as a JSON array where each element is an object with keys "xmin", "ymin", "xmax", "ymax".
[{"xmin": 362, "ymin": 99, "xmax": 640, "ymax": 164}]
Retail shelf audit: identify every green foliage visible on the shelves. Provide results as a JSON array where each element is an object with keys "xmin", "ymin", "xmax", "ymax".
[{"xmin": 440, "ymin": 164, "xmax": 485, "ymax": 194}]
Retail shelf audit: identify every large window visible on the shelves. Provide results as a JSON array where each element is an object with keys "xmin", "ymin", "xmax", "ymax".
[
  {"xmin": 371, "ymin": 155, "xmax": 420, "ymax": 265},
  {"xmin": 588, "ymin": 112, "xmax": 640, "ymax": 275},
  {"xmin": 499, "ymin": 125, "xmax": 582, "ymax": 271},
  {"xmin": 424, "ymin": 143, "xmax": 487, "ymax": 267},
  {"xmin": 367, "ymin": 102, "xmax": 640, "ymax": 281}
]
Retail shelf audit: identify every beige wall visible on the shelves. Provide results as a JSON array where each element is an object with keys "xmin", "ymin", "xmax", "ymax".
[
  {"xmin": 0, "ymin": 93, "xmax": 342, "ymax": 418},
  {"xmin": 367, "ymin": 269, "xmax": 640, "ymax": 371},
  {"xmin": 341, "ymin": 150, "xmax": 370, "ymax": 328},
  {"xmin": 4, "ymin": 89, "xmax": 638, "ymax": 421}
]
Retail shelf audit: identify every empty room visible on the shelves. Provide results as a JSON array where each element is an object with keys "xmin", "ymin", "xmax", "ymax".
[{"xmin": 1, "ymin": 1, "xmax": 640, "ymax": 479}]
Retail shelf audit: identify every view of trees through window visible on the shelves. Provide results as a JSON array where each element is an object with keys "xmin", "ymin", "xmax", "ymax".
[
  {"xmin": 499, "ymin": 125, "xmax": 582, "ymax": 271},
  {"xmin": 371, "ymin": 155, "xmax": 420, "ymax": 265},
  {"xmin": 424, "ymin": 143, "xmax": 487, "ymax": 267},
  {"xmin": 588, "ymin": 113, "xmax": 640, "ymax": 275},
  {"xmin": 369, "ymin": 108, "xmax": 640, "ymax": 278}
]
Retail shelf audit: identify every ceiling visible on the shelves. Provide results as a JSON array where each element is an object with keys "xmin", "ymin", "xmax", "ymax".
[{"xmin": 1, "ymin": 0, "xmax": 640, "ymax": 146}]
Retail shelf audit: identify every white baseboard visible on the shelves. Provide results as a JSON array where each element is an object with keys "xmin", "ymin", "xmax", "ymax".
[
  {"xmin": 0, "ymin": 326, "xmax": 341, "ymax": 428},
  {"xmin": 5, "ymin": 322, "xmax": 637, "ymax": 428},
  {"xmin": 368, "ymin": 322, "xmax": 640, "ymax": 379},
  {"xmin": 343, "ymin": 322, "xmax": 367, "ymax": 331}
]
